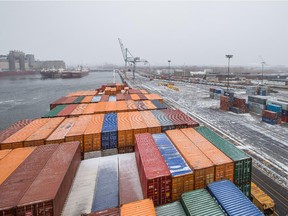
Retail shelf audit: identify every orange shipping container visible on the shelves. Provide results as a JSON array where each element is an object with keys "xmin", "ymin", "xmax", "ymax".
[
  {"xmin": 105, "ymin": 87, "xmax": 111, "ymax": 95},
  {"xmin": 120, "ymin": 199, "xmax": 156, "ymax": 216},
  {"xmin": 94, "ymin": 102, "xmax": 108, "ymax": 114},
  {"xmin": 140, "ymin": 111, "xmax": 161, "ymax": 134},
  {"xmin": 111, "ymin": 87, "xmax": 117, "ymax": 95},
  {"xmin": 130, "ymin": 94, "xmax": 140, "ymax": 101},
  {"xmin": 0, "ymin": 150, "xmax": 11, "ymax": 160},
  {"xmin": 117, "ymin": 112, "xmax": 133, "ymax": 147},
  {"xmin": 105, "ymin": 101, "xmax": 117, "ymax": 113},
  {"xmin": 181, "ymin": 128, "xmax": 234, "ymax": 182},
  {"xmin": 165, "ymin": 129, "xmax": 215, "ymax": 189},
  {"xmin": 140, "ymin": 89, "xmax": 149, "ymax": 94},
  {"xmin": 70, "ymin": 104, "xmax": 88, "ymax": 116},
  {"xmin": 45, "ymin": 118, "xmax": 77, "ymax": 145},
  {"xmin": 146, "ymin": 94, "xmax": 164, "ymax": 103},
  {"xmin": 126, "ymin": 100, "xmax": 137, "ymax": 111},
  {"xmin": 24, "ymin": 117, "xmax": 65, "ymax": 147},
  {"xmin": 1, "ymin": 118, "xmax": 50, "ymax": 149},
  {"xmin": 82, "ymin": 103, "xmax": 97, "ymax": 115},
  {"xmin": 128, "ymin": 111, "xmax": 148, "ymax": 143},
  {"xmin": 83, "ymin": 114, "xmax": 105, "ymax": 152},
  {"xmin": 116, "ymin": 101, "xmax": 128, "ymax": 112},
  {"xmin": 82, "ymin": 96, "xmax": 94, "ymax": 103},
  {"xmin": 142, "ymin": 100, "xmax": 157, "ymax": 110},
  {"xmin": 0, "ymin": 147, "xmax": 35, "ymax": 185},
  {"xmin": 65, "ymin": 115, "xmax": 92, "ymax": 152}
]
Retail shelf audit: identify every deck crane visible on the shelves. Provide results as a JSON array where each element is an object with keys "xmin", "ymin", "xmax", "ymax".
[{"xmin": 118, "ymin": 38, "xmax": 148, "ymax": 79}]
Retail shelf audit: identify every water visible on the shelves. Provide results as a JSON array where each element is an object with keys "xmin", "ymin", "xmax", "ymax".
[{"xmin": 0, "ymin": 72, "xmax": 122, "ymax": 130}]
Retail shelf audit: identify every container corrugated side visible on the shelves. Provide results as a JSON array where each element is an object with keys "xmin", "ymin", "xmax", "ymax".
[
  {"xmin": 142, "ymin": 100, "xmax": 157, "ymax": 110},
  {"xmin": 50, "ymin": 97, "xmax": 67, "ymax": 110},
  {"xmin": 140, "ymin": 111, "xmax": 161, "ymax": 134},
  {"xmin": 17, "ymin": 142, "xmax": 81, "ymax": 216},
  {"xmin": 181, "ymin": 128, "xmax": 234, "ymax": 183},
  {"xmin": 0, "ymin": 144, "xmax": 59, "ymax": 215},
  {"xmin": 119, "ymin": 153, "xmax": 143, "ymax": 205},
  {"xmin": 101, "ymin": 113, "xmax": 118, "ymax": 150},
  {"xmin": 91, "ymin": 156, "xmax": 119, "ymax": 212},
  {"xmin": 135, "ymin": 133, "xmax": 171, "ymax": 206},
  {"xmin": 24, "ymin": 117, "xmax": 65, "ymax": 147},
  {"xmin": 65, "ymin": 115, "xmax": 92, "ymax": 152},
  {"xmin": 152, "ymin": 133, "xmax": 194, "ymax": 201},
  {"xmin": 181, "ymin": 189, "xmax": 225, "ymax": 216},
  {"xmin": 62, "ymin": 158, "xmax": 101, "ymax": 216},
  {"xmin": 207, "ymin": 180, "xmax": 263, "ymax": 216},
  {"xmin": 82, "ymin": 96, "xmax": 94, "ymax": 104},
  {"xmin": 43, "ymin": 105, "xmax": 67, "ymax": 118},
  {"xmin": 165, "ymin": 129, "xmax": 214, "ymax": 189},
  {"xmin": 83, "ymin": 104, "xmax": 98, "ymax": 115},
  {"xmin": 117, "ymin": 112, "xmax": 133, "ymax": 147},
  {"xmin": 86, "ymin": 208, "xmax": 120, "ymax": 216},
  {"xmin": 73, "ymin": 96, "xmax": 85, "ymax": 104},
  {"xmin": 128, "ymin": 111, "xmax": 148, "ymax": 140},
  {"xmin": 70, "ymin": 104, "xmax": 88, "ymax": 117},
  {"xmin": 116, "ymin": 101, "xmax": 128, "ymax": 112},
  {"xmin": 1, "ymin": 118, "xmax": 50, "ymax": 149},
  {"xmin": 195, "ymin": 126, "xmax": 252, "ymax": 197},
  {"xmin": 45, "ymin": 118, "xmax": 77, "ymax": 145},
  {"xmin": 120, "ymin": 199, "xmax": 156, "ymax": 216},
  {"xmin": 156, "ymin": 201, "xmax": 187, "ymax": 216},
  {"xmin": 62, "ymin": 96, "xmax": 78, "ymax": 104},
  {"xmin": 151, "ymin": 100, "xmax": 167, "ymax": 109},
  {"xmin": 0, "ymin": 147, "xmax": 35, "ymax": 185},
  {"xmin": 126, "ymin": 100, "xmax": 137, "ymax": 111},
  {"xmin": 130, "ymin": 94, "xmax": 141, "ymax": 101}
]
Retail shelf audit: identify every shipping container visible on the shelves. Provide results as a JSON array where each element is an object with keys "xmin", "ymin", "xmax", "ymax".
[
  {"xmin": 50, "ymin": 97, "xmax": 68, "ymax": 110},
  {"xmin": 100, "ymin": 95, "xmax": 110, "ymax": 102},
  {"xmin": 118, "ymin": 153, "xmax": 143, "ymax": 205},
  {"xmin": 70, "ymin": 104, "xmax": 88, "ymax": 117},
  {"xmin": 91, "ymin": 156, "xmax": 119, "ymax": 212},
  {"xmin": 1, "ymin": 118, "xmax": 50, "ymax": 149},
  {"xmin": 152, "ymin": 133, "xmax": 194, "ymax": 201},
  {"xmin": 135, "ymin": 133, "xmax": 171, "ymax": 206},
  {"xmin": 130, "ymin": 94, "xmax": 141, "ymax": 101},
  {"xmin": 195, "ymin": 126, "xmax": 252, "ymax": 197},
  {"xmin": 73, "ymin": 96, "xmax": 85, "ymax": 104},
  {"xmin": 0, "ymin": 147, "xmax": 35, "ymax": 185},
  {"xmin": 142, "ymin": 100, "xmax": 157, "ymax": 110},
  {"xmin": 62, "ymin": 158, "xmax": 101, "ymax": 216},
  {"xmin": 62, "ymin": 96, "xmax": 78, "ymax": 105},
  {"xmin": 46, "ymin": 118, "xmax": 77, "ymax": 145},
  {"xmin": 173, "ymin": 110, "xmax": 199, "ymax": 128},
  {"xmin": 85, "ymin": 208, "xmax": 120, "ymax": 216},
  {"xmin": 101, "ymin": 148, "xmax": 118, "ymax": 157},
  {"xmin": 83, "ymin": 104, "xmax": 97, "ymax": 115},
  {"xmin": 120, "ymin": 199, "xmax": 156, "ymax": 216},
  {"xmin": 57, "ymin": 104, "xmax": 78, "ymax": 117},
  {"xmin": 93, "ymin": 102, "xmax": 107, "ymax": 114},
  {"xmin": 0, "ymin": 149, "xmax": 11, "ymax": 160},
  {"xmin": 136, "ymin": 101, "xmax": 148, "ymax": 111},
  {"xmin": 156, "ymin": 201, "xmax": 187, "ymax": 216},
  {"xmin": 162, "ymin": 109, "xmax": 187, "ymax": 129},
  {"xmin": 116, "ymin": 94, "xmax": 125, "ymax": 101},
  {"xmin": 118, "ymin": 146, "xmax": 134, "ymax": 154},
  {"xmin": 207, "ymin": 180, "xmax": 263, "ymax": 216},
  {"xmin": 116, "ymin": 101, "xmax": 128, "ymax": 112},
  {"xmin": 0, "ymin": 144, "xmax": 59, "ymax": 215},
  {"xmin": 151, "ymin": 100, "xmax": 167, "ymax": 109},
  {"xmin": 82, "ymin": 96, "xmax": 94, "ymax": 104},
  {"xmin": 24, "ymin": 117, "xmax": 65, "ymax": 147},
  {"xmin": 152, "ymin": 110, "xmax": 175, "ymax": 131},
  {"xmin": 106, "ymin": 101, "xmax": 117, "ymax": 113},
  {"xmin": 140, "ymin": 89, "xmax": 149, "ymax": 94},
  {"xmin": 181, "ymin": 128, "xmax": 234, "ymax": 182},
  {"xmin": 92, "ymin": 95, "xmax": 102, "ymax": 103},
  {"xmin": 126, "ymin": 100, "xmax": 137, "ymax": 111},
  {"xmin": 117, "ymin": 112, "xmax": 133, "ymax": 147},
  {"xmin": 0, "ymin": 119, "xmax": 33, "ymax": 144},
  {"xmin": 165, "ymin": 130, "xmax": 214, "ymax": 189},
  {"xmin": 84, "ymin": 114, "xmax": 105, "ymax": 152},
  {"xmin": 140, "ymin": 111, "xmax": 161, "ymax": 134},
  {"xmin": 248, "ymin": 95, "xmax": 268, "ymax": 105},
  {"xmin": 109, "ymin": 95, "xmax": 117, "ymax": 101},
  {"xmin": 181, "ymin": 189, "xmax": 225, "ymax": 216},
  {"xmin": 124, "ymin": 94, "xmax": 132, "ymax": 101},
  {"xmin": 43, "ymin": 105, "xmax": 67, "ymax": 118},
  {"xmin": 16, "ymin": 142, "xmax": 81, "ymax": 216},
  {"xmin": 65, "ymin": 115, "xmax": 92, "ymax": 151},
  {"xmin": 146, "ymin": 94, "xmax": 164, "ymax": 103},
  {"xmin": 128, "ymin": 111, "xmax": 148, "ymax": 140},
  {"xmin": 137, "ymin": 93, "xmax": 148, "ymax": 100},
  {"xmin": 101, "ymin": 113, "xmax": 118, "ymax": 149}
]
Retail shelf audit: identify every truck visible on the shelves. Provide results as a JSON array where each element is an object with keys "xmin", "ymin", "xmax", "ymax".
[{"xmin": 251, "ymin": 182, "xmax": 276, "ymax": 216}]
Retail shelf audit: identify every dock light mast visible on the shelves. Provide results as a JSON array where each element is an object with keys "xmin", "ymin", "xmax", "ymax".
[{"xmin": 225, "ymin": 55, "xmax": 233, "ymax": 91}]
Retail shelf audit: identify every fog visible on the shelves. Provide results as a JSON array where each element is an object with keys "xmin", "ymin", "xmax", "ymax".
[{"xmin": 1, "ymin": 1, "xmax": 288, "ymax": 66}]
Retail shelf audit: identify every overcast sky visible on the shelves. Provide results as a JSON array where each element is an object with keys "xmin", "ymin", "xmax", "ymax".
[{"xmin": 1, "ymin": 1, "xmax": 287, "ymax": 67}]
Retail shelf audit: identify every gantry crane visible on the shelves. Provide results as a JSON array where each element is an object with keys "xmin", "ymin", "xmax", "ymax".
[{"xmin": 118, "ymin": 38, "xmax": 148, "ymax": 79}]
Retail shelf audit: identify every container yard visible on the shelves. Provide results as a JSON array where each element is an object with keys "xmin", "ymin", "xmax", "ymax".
[{"xmin": 0, "ymin": 81, "xmax": 286, "ymax": 216}]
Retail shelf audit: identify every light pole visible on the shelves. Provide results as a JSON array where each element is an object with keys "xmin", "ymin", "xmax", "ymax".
[
  {"xmin": 168, "ymin": 60, "xmax": 171, "ymax": 73},
  {"xmin": 225, "ymin": 55, "xmax": 233, "ymax": 91}
]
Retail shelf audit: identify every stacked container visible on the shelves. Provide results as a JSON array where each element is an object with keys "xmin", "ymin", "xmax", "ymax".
[
  {"xmin": 248, "ymin": 95, "xmax": 268, "ymax": 115},
  {"xmin": 117, "ymin": 112, "xmax": 134, "ymax": 153},
  {"xmin": 120, "ymin": 199, "xmax": 156, "ymax": 216},
  {"xmin": 152, "ymin": 110, "xmax": 175, "ymax": 131},
  {"xmin": 267, "ymin": 98, "xmax": 288, "ymax": 123},
  {"xmin": 70, "ymin": 104, "xmax": 88, "ymax": 117},
  {"xmin": 140, "ymin": 111, "xmax": 161, "ymax": 134},
  {"xmin": 156, "ymin": 201, "xmax": 187, "ymax": 216},
  {"xmin": 135, "ymin": 133, "xmax": 171, "ymax": 206},
  {"xmin": 101, "ymin": 113, "xmax": 118, "ymax": 150},
  {"xmin": 128, "ymin": 111, "xmax": 148, "ymax": 141}
]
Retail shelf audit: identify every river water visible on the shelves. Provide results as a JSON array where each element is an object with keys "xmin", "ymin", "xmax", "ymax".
[{"xmin": 0, "ymin": 72, "xmax": 122, "ymax": 130}]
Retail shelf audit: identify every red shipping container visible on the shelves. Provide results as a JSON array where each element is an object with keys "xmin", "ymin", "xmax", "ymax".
[
  {"xmin": 135, "ymin": 133, "xmax": 171, "ymax": 206},
  {"xmin": 50, "ymin": 97, "xmax": 68, "ymax": 110},
  {"xmin": 57, "ymin": 104, "xmax": 79, "ymax": 117},
  {"xmin": 62, "ymin": 96, "xmax": 78, "ymax": 104},
  {"xmin": 262, "ymin": 110, "xmax": 278, "ymax": 120},
  {"xmin": 116, "ymin": 94, "xmax": 125, "ymax": 101},
  {"xmin": 100, "ymin": 95, "xmax": 109, "ymax": 102}
]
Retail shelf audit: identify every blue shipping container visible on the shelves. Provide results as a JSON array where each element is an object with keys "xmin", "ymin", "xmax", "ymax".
[
  {"xmin": 91, "ymin": 95, "xmax": 101, "ymax": 103},
  {"xmin": 102, "ymin": 113, "xmax": 118, "ymax": 149},
  {"xmin": 262, "ymin": 117, "xmax": 277, "ymax": 125},
  {"xmin": 207, "ymin": 180, "xmax": 264, "ymax": 216},
  {"xmin": 151, "ymin": 100, "xmax": 167, "ymax": 110},
  {"xmin": 91, "ymin": 156, "xmax": 119, "ymax": 212},
  {"xmin": 229, "ymin": 106, "xmax": 240, "ymax": 114},
  {"xmin": 267, "ymin": 104, "xmax": 282, "ymax": 117},
  {"xmin": 109, "ymin": 95, "xmax": 116, "ymax": 101},
  {"xmin": 152, "ymin": 133, "xmax": 193, "ymax": 177},
  {"xmin": 151, "ymin": 110, "xmax": 175, "ymax": 131}
]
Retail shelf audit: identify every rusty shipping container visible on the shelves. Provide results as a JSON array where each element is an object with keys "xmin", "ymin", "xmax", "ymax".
[
  {"xmin": 0, "ymin": 144, "xmax": 59, "ymax": 215},
  {"xmin": 120, "ymin": 199, "xmax": 156, "ymax": 216},
  {"xmin": 1, "ymin": 118, "xmax": 50, "ymax": 149},
  {"xmin": 24, "ymin": 117, "xmax": 65, "ymax": 147},
  {"xmin": 152, "ymin": 133, "xmax": 194, "ymax": 201},
  {"xmin": 165, "ymin": 129, "xmax": 214, "ymax": 189},
  {"xmin": 16, "ymin": 142, "xmax": 81, "ymax": 216},
  {"xmin": 118, "ymin": 153, "xmax": 143, "ymax": 205},
  {"xmin": 135, "ymin": 133, "xmax": 171, "ymax": 206},
  {"xmin": 181, "ymin": 128, "xmax": 234, "ymax": 182}
]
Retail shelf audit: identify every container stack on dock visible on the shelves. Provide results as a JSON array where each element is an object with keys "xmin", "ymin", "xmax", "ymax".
[
  {"xmin": 266, "ymin": 98, "xmax": 288, "ymax": 123},
  {"xmin": 246, "ymin": 86, "xmax": 269, "ymax": 96},
  {"xmin": 209, "ymin": 87, "xmax": 223, "ymax": 99},
  {"xmin": 247, "ymin": 95, "xmax": 268, "ymax": 115},
  {"xmin": 220, "ymin": 91, "xmax": 247, "ymax": 114}
]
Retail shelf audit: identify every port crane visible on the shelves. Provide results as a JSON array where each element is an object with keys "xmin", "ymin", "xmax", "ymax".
[{"xmin": 118, "ymin": 38, "xmax": 149, "ymax": 79}]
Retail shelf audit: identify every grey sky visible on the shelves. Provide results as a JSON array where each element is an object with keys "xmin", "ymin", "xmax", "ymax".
[{"xmin": 1, "ymin": 1, "xmax": 287, "ymax": 66}]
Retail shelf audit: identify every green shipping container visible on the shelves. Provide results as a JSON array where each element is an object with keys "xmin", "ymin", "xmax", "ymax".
[
  {"xmin": 181, "ymin": 189, "xmax": 225, "ymax": 216},
  {"xmin": 195, "ymin": 126, "xmax": 252, "ymax": 198},
  {"xmin": 156, "ymin": 201, "xmax": 187, "ymax": 216},
  {"xmin": 43, "ymin": 105, "xmax": 67, "ymax": 118},
  {"xmin": 73, "ymin": 96, "xmax": 85, "ymax": 104}
]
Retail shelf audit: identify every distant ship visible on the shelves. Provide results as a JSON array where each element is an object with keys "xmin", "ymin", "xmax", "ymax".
[{"xmin": 40, "ymin": 66, "xmax": 89, "ymax": 79}]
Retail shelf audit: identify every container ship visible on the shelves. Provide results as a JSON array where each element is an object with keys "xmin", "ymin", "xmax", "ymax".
[
  {"xmin": 40, "ymin": 66, "xmax": 89, "ymax": 79},
  {"xmin": 0, "ymin": 83, "xmax": 272, "ymax": 216}
]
